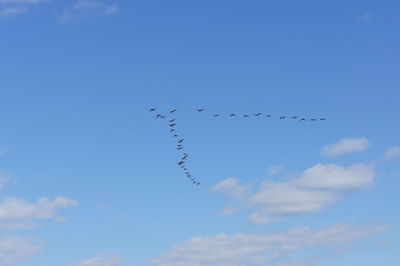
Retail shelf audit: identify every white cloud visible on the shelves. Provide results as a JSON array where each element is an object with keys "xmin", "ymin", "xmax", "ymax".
[
  {"xmin": 60, "ymin": 0, "xmax": 119, "ymax": 22},
  {"xmin": 212, "ymin": 163, "xmax": 375, "ymax": 224},
  {"xmin": 384, "ymin": 146, "xmax": 400, "ymax": 160},
  {"xmin": 0, "ymin": 196, "xmax": 78, "ymax": 230},
  {"xmin": 211, "ymin": 178, "xmax": 250, "ymax": 200},
  {"xmin": 0, "ymin": 236, "xmax": 45, "ymax": 265},
  {"xmin": 295, "ymin": 163, "xmax": 374, "ymax": 190},
  {"xmin": 267, "ymin": 165, "xmax": 285, "ymax": 176},
  {"xmin": 144, "ymin": 224, "xmax": 387, "ymax": 266},
  {"xmin": 321, "ymin": 138, "xmax": 369, "ymax": 156},
  {"xmin": 250, "ymin": 182, "xmax": 339, "ymax": 215},
  {"xmin": 75, "ymin": 253, "xmax": 123, "ymax": 266}
]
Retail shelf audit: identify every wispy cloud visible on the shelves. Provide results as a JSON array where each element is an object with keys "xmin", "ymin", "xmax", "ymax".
[
  {"xmin": 267, "ymin": 165, "xmax": 285, "ymax": 176},
  {"xmin": 0, "ymin": 0, "xmax": 45, "ymax": 3},
  {"xmin": 322, "ymin": 138, "xmax": 370, "ymax": 156},
  {"xmin": 212, "ymin": 163, "xmax": 374, "ymax": 225},
  {"xmin": 384, "ymin": 146, "xmax": 400, "ymax": 160},
  {"xmin": 0, "ymin": 236, "xmax": 45, "ymax": 265},
  {"xmin": 0, "ymin": 196, "xmax": 78, "ymax": 230},
  {"xmin": 0, "ymin": 149, "xmax": 7, "ymax": 156},
  {"xmin": 0, "ymin": 6, "xmax": 26, "ymax": 18},
  {"xmin": 360, "ymin": 13, "xmax": 371, "ymax": 23},
  {"xmin": 144, "ymin": 224, "xmax": 388, "ymax": 266},
  {"xmin": 60, "ymin": 0, "xmax": 119, "ymax": 22},
  {"xmin": 74, "ymin": 253, "xmax": 123, "ymax": 266}
]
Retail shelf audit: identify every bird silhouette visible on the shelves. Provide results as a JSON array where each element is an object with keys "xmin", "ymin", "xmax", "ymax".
[
  {"xmin": 169, "ymin": 123, "xmax": 176, "ymax": 127},
  {"xmin": 149, "ymin": 108, "xmax": 156, "ymax": 112},
  {"xmin": 300, "ymin": 118, "xmax": 306, "ymax": 121},
  {"xmin": 243, "ymin": 115, "xmax": 249, "ymax": 118},
  {"xmin": 170, "ymin": 129, "xmax": 175, "ymax": 132},
  {"xmin": 213, "ymin": 114, "xmax": 220, "ymax": 117},
  {"xmin": 170, "ymin": 109, "xmax": 177, "ymax": 113},
  {"xmin": 229, "ymin": 114, "xmax": 236, "ymax": 117},
  {"xmin": 310, "ymin": 118, "xmax": 317, "ymax": 121},
  {"xmin": 197, "ymin": 108, "xmax": 205, "ymax": 112},
  {"xmin": 254, "ymin": 113, "xmax": 262, "ymax": 116},
  {"xmin": 169, "ymin": 119, "xmax": 176, "ymax": 123},
  {"xmin": 266, "ymin": 114, "xmax": 272, "ymax": 118},
  {"xmin": 320, "ymin": 118, "xmax": 326, "ymax": 121},
  {"xmin": 178, "ymin": 139, "xmax": 184, "ymax": 143},
  {"xmin": 173, "ymin": 134, "xmax": 179, "ymax": 137},
  {"xmin": 279, "ymin": 116, "xmax": 286, "ymax": 120},
  {"xmin": 292, "ymin": 116, "xmax": 298, "ymax": 119}
]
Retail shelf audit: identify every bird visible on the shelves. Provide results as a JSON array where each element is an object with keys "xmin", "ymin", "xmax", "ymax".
[
  {"xmin": 169, "ymin": 119, "xmax": 176, "ymax": 123},
  {"xmin": 149, "ymin": 108, "xmax": 156, "ymax": 112},
  {"xmin": 254, "ymin": 113, "xmax": 262, "ymax": 116},
  {"xmin": 169, "ymin": 123, "xmax": 176, "ymax": 127},
  {"xmin": 156, "ymin": 114, "xmax": 162, "ymax": 118},
  {"xmin": 170, "ymin": 109, "xmax": 177, "ymax": 113},
  {"xmin": 196, "ymin": 108, "xmax": 205, "ymax": 112},
  {"xmin": 229, "ymin": 114, "xmax": 236, "ymax": 117},
  {"xmin": 177, "ymin": 161, "xmax": 184, "ymax": 165},
  {"xmin": 243, "ymin": 115, "xmax": 249, "ymax": 118},
  {"xmin": 170, "ymin": 129, "xmax": 175, "ymax": 132},
  {"xmin": 178, "ymin": 139, "xmax": 184, "ymax": 143},
  {"xmin": 310, "ymin": 118, "xmax": 317, "ymax": 121},
  {"xmin": 159, "ymin": 115, "xmax": 166, "ymax": 119},
  {"xmin": 173, "ymin": 134, "xmax": 179, "ymax": 137},
  {"xmin": 266, "ymin": 114, "xmax": 272, "ymax": 118},
  {"xmin": 300, "ymin": 118, "xmax": 306, "ymax": 121},
  {"xmin": 279, "ymin": 116, "xmax": 286, "ymax": 120},
  {"xmin": 320, "ymin": 118, "xmax": 326, "ymax": 121},
  {"xmin": 292, "ymin": 116, "xmax": 298, "ymax": 119},
  {"xmin": 213, "ymin": 114, "xmax": 220, "ymax": 117}
]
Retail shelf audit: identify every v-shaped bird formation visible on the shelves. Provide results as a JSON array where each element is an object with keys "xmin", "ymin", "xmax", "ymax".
[{"xmin": 150, "ymin": 108, "xmax": 326, "ymax": 185}]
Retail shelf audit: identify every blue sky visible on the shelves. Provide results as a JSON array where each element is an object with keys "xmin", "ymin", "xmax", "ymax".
[{"xmin": 0, "ymin": 0, "xmax": 399, "ymax": 265}]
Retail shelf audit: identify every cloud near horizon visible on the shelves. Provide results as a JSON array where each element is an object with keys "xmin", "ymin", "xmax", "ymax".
[{"xmin": 144, "ymin": 223, "xmax": 388, "ymax": 266}]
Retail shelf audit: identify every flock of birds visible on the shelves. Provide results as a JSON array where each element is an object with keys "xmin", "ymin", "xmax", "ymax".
[{"xmin": 150, "ymin": 108, "xmax": 326, "ymax": 185}]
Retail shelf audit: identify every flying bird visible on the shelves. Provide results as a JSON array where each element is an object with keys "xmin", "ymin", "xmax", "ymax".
[
  {"xmin": 292, "ymin": 116, "xmax": 298, "ymax": 119},
  {"xmin": 266, "ymin": 114, "xmax": 272, "ymax": 118},
  {"xmin": 254, "ymin": 113, "xmax": 262, "ymax": 116},
  {"xmin": 213, "ymin": 114, "xmax": 220, "ymax": 117},
  {"xmin": 320, "ymin": 118, "xmax": 326, "ymax": 121},
  {"xmin": 229, "ymin": 114, "xmax": 236, "ymax": 117},
  {"xmin": 178, "ymin": 139, "xmax": 184, "ymax": 143},
  {"xmin": 169, "ymin": 119, "xmax": 176, "ymax": 123},
  {"xmin": 170, "ymin": 129, "xmax": 175, "ymax": 132},
  {"xmin": 169, "ymin": 123, "xmax": 176, "ymax": 127},
  {"xmin": 170, "ymin": 109, "xmax": 177, "ymax": 113},
  {"xmin": 196, "ymin": 108, "xmax": 204, "ymax": 112},
  {"xmin": 310, "ymin": 118, "xmax": 317, "ymax": 121},
  {"xmin": 149, "ymin": 108, "xmax": 156, "ymax": 112},
  {"xmin": 173, "ymin": 134, "xmax": 179, "ymax": 137},
  {"xmin": 243, "ymin": 115, "xmax": 249, "ymax": 118},
  {"xmin": 300, "ymin": 118, "xmax": 306, "ymax": 121},
  {"xmin": 279, "ymin": 116, "xmax": 286, "ymax": 120}
]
